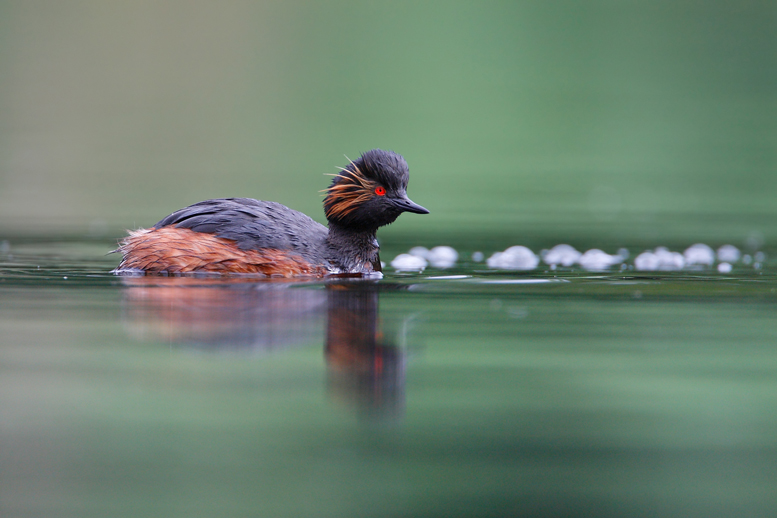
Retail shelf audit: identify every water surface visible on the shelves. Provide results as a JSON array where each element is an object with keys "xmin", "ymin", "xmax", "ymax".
[{"xmin": 1, "ymin": 238, "xmax": 776, "ymax": 518}]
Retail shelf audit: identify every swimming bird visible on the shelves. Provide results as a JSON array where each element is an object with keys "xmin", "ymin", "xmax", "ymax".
[{"xmin": 114, "ymin": 149, "xmax": 428, "ymax": 277}]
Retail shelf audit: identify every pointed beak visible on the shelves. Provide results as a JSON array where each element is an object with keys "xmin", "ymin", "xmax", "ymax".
[{"xmin": 391, "ymin": 196, "xmax": 429, "ymax": 215}]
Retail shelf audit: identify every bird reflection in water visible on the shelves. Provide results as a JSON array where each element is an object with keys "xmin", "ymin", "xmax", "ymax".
[
  {"xmin": 325, "ymin": 284, "xmax": 405, "ymax": 421},
  {"xmin": 120, "ymin": 276, "xmax": 407, "ymax": 420}
]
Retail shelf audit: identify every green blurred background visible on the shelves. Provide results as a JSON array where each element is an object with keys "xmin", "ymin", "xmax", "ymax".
[{"xmin": 1, "ymin": 0, "xmax": 775, "ymax": 247}]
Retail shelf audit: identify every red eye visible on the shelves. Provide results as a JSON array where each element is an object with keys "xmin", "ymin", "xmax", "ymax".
[{"xmin": 375, "ymin": 186, "xmax": 386, "ymax": 196}]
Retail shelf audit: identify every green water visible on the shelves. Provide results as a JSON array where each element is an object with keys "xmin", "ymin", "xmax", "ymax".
[
  {"xmin": 1, "ymin": 1, "xmax": 775, "ymax": 516},
  {"xmin": 1, "ymin": 238, "xmax": 776, "ymax": 517}
]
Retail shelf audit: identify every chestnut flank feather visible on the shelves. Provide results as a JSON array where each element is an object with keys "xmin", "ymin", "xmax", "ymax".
[{"xmin": 117, "ymin": 227, "xmax": 326, "ymax": 276}]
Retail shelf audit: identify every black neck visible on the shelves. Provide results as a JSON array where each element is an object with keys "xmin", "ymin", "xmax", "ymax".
[{"xmin": 326, "ymin": 222, "xmax": 380, "ymax": 273}]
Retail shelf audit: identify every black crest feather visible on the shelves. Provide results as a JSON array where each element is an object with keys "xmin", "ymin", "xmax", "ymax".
[{"xmin": 323, "ymin": 149, "xmax": 409, "ymax": 225}]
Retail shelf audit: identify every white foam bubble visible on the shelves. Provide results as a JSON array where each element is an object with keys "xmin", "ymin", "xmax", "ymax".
[
  {"xmin": 634, "ymin": 251, "xmax": 660, "ymax": 271},
  {"xmin": 427, "ymin": 246, "xmax": 458, "ymax": 268},
  {"xmin": 684, "ymin": 243, "xmax": 715, "ymax": 266},
  {"xmin": 471, "ymin": 251, "xmax": 484, "ymax": 262},
  {"xmin": 391, "ymin": 253, "xmax": 427, "ymax": 272},
  {"xmin": 486, "ymin": 246, "xmax": 539, "ymax": 270},
  {"xmin": 634, "ymin": 247, "xmax": 685, "ymax": 271},
  {"xmin": 717, "ymin": 245, "xmax": 740, "ymax": 263},
  {"xmin": 578, "ymin": 249, "xmax": 625, "ymax": 271},
  {"xmin": 408, "ymin": 246, "xmax": 429, "ymax": 258},
  {"xmin": 543, "ymin": 244, "xmax": 581, "ymax": 267},
  {"xmin": 717, "ymin": 262, "xmax": 733, "ymax": 273}
]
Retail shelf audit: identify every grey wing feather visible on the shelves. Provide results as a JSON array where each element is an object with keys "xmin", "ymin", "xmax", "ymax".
[{"xmin": 153, "ymin": 198, "xmax": 329, "ymax": 256}]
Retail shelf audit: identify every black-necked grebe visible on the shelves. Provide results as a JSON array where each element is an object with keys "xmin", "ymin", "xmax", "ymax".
[{"xmin": 115, "ymin": 149, "xmax": 428, "ymax": 276}]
